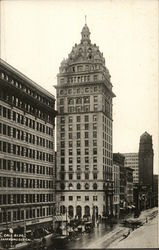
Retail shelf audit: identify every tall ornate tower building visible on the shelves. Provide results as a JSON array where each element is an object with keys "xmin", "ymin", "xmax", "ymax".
[
  {"xmin": 139, "ymin": 132, "xmax": 154, "ymax": 187},
  {"xmin": 55, "ymin": 23, "xmax": 115, "ymax": 220}
]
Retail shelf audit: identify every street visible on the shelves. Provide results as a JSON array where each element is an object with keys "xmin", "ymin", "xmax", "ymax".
[{"xmin": 47, "ymin": 207, "xmax": 158, "ymax": 249}]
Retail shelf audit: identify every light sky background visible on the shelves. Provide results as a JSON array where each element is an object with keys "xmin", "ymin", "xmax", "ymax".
[{"xmin": 1, "ymin": 0, "xmax": 158, "ymax": 174}]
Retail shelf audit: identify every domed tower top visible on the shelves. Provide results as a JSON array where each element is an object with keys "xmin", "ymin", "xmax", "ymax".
[
  {"xmin": 139, "ymin": 131, "xmax": 153, "ymax": 153},
  {"xmin": 140, "ymin": 132, "xmax": 152, "ymax": 143},
  {"xmin": 81, "ymin": 24, "xmax": 91, "ymax": 43}
]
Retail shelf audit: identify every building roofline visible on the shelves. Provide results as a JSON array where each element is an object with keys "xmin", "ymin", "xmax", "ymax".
[{"xmin": 0, "ymin": 58, "xmax": 55, "ymax": 100}]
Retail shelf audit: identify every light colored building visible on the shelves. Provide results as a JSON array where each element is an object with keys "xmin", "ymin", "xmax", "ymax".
[
  {"xmin": 124, "ymin": 153, "xmax": 139, "ymax": 184},
  {"xmin": 0, "ymin": 59, "xmax": 57, "ymax": 233},
  {"xmin": 55, "ymin": 23, "xmax": 115, "ymax": 221},
  {"xmin": 112, "ymin": 163, "xmax": 120, "ymax": 218}
]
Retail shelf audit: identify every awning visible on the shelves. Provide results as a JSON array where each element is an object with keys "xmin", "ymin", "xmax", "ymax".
[{"xmin": 131, "ymin": 205, "xmax": 135, "ymax": 208}]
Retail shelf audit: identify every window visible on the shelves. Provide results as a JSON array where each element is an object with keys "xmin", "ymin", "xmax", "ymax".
[
  {"xmin": 84, "ymin": 97, "xmax": 90, "ymax": 103},
  {"xmin": 85, "ymin": 173, "xmax": 89, "ymax": 180},
  {"xmin": 77, "ymin": 174, "xmax": 81, "ymax": 180},
  {"xmin": 69, "ymin": 141, "xmax": 72, "ymax": 147},
  {"xmin": 93, "ymin": 183, "xmax": 98, "ymax": 190},
  {"xmin": 69, "ymin": 196, "xmax": 73, "ymax": 201},
  {"xmin": 85, "ymin": 124, "xmax": 89, "ymax": 130},
  {"xmin": 94, "ymin": 96, "xmax": 98, "ymax": 102},
  {"xmin": 85, "ymin": 140, "xmax": 89, "ymax": 147},
  {"xmin": 93, "ymin": 157, "xmax": 97, "ymax": 163},
  {"xmin": 85, "ymin": 148, "xmax": 89, "ymax": 155},
  {"xmin": 85, "ymin": 157, "xmax": 89, "ymax": 163},
  {"xmin": 69, "ymin": 149, "xmax": 72, "ymax": 155},
  {"xmin": 77, "ymin": 183, "xmax": 81, "ymax": 190},
  {"xmin": 69, "ymin": 165, "xmax": 73, "ymax": 171},
  {"xmin": 94, "ymin": 104, "xmax": 98, "ymax": 111},
  {"xmin": 68, "ymin": 116, "xmax": 73, "ymax": 123},
  {"xmin": 93, "ymin": 123, "xmax": 97, "ymax": 130},
  {"xmin": 61, "ymin": 196, "xmax": 65, "ymax": 201},
  {"xmin": 77, "ymin": 141, "xmax": 80, "ymax": 147},
  {"xmin": 77, "ymin": 165, "xmax": 81, "ymax": 170},
  {"xmin": 77, "ymin": 149, "xmax": 81, "ymax": 155},
  {"xmin": 69, "ymin": 158, "xmax": 73, "ymax": 164},
  {"xmin": 93, "ymin": 115, "xmax": 97, "ymax": 121},
  {"xmin": 60, "ymin": 99, "xmax": 64, "ymax": 105},
  {"xmin": 77, "ymin": 132, "xmax": 80, "ymax": 139},
  {"xmin": 85, "ymin": 196, "xmax": 89, "ymax": 201},
  {"xmin": 77, "ymin": 196, "xmax": 81, "ymax": 201},
  {"xmin": 93, "ymin": 165, "xmax": 97, "ymax": 170},
  {"xmin": 93, "ymin": 148, "xmax": 97, "ymax": 155},
  {"xmin": 93, "ymin": 173, "xmax": 98, "ymax": 179},
  {"xmin": 85, "ymin": 165, "xmax": 89, "ymax": 170},
  {"xmin": 69, "ymin": 133, "xmax": 72, "ymax": 139},
  {"xmin": 69, "ymin": 125, "xmax": 72, "ymax": 131},
  {"xmin": 68, "ymin": 183, "xmax": 73, "ymax": 190},
  {"xmin": 93, "ymin": 196, "xmax": 98, "ymax": 201},
  {"xmin": 69, "ymin": 173, "xmax": 73, "ymax": 180},
  {"xmin": 76, "ymin": 124, "xmax": 80, "ymax": 131},
  {"xmin": 84, "ymin": 115, "xmax": 89, "ymax": 122},
  {"xmin": 93, "ymin": 131, "xmax": 97, "ymax": 138},
  {"xmin": 85, "ymin": 183, "xmax": 89, "ymax": 190},
  {"xmin": 93, "ymin": 140, "xmax": 97, "ymax": 146},
  {"xmin": 76, "ymin": 116, "xmax": 80, "ymax": 122},
  {"xmin": 85, "ymin": 132, "xmax": 89, "ymax": 138}
]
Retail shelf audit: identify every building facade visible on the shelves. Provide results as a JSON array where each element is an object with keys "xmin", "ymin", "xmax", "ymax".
[
  {"xmin": 0, "ymin": 59, "xmax": 57, "ymax": 233},
  {"xmin": 55, "ymin": 23, "xmax": 115, "ymax": 220},
  {"xmin": 113, "ymin": 153, "xmax": 126, "ymax": 212},
  {"xmin": 124, "ymin": 153, "xmax": 139, "ymax": 184},
  {"xmin": 112, "ymin": 162, "xmax": 120, "ymax": 218},
  {"xmin": 125, "ymin": 167, "xmax": 133, "ymax": 206},
  {"xmin": 139, "ymin": 132, "xmax": 153, "ymax": 187},
  {"xmin": 138, "ymin": 132, "xmax": 154, "ymax": 210}
]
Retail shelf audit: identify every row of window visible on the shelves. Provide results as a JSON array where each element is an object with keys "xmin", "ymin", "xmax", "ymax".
[
  {"xmin": 61, "ymin": 195, "xmax": 98, "ymax": 202},
  {"xmin": 0, "ymin": 159, "xmax": 54, "ymax": 175},
  {"xmin": 61, "ymin": 123, "xmax": 97, "ymax": 132},
  {"xmin": 0, "ymin": 123, "xmax": 53, "ymax": 149},
  {"xmin": 60, "ymin": 114, "xmax": 97, "ymax": 124},
  {"xmin": 0, "ymin": 141, "xmax": 53, "ymax": 162},
  {"xmin": 0, "ymin": 89, "xmax": 54, "ymax": 123},
  {"xmin": 61, "ymin": 165, "xmax": 98, "ymax": 171},
  {"xmin": 0, "ymin": 193, "xmax": 54, "ymax": 205},
  {"xmin": 60, "ymin": 182, "xmax": 98, "ymax": 190},
  {"xmin": 61, "ymin": 147, "xmax": 97, "ymax": 156},
  {"xmin": 0, "ymin": 176, "xmax": 54, "ymax": 189},
  {"xmin": 60, "ymin": 156, "xmax": 98, "ymax": 164},
  {"xmin": 0, "ymin": 105, "xmax": 54, "ymax": 135},
  {"xmin": 61, "ymin": 63, "xmax": 101, "ymax": 74},
  {"xmin": 0, "ymin": 71, "xmax": 53, "ymax": 107},
  {"xmin": 60, "ymin": 172, "xmax": 98, "ymax": 180},
  {"xmin": 0, "ymin": 206, "xmax": 54, "ymax": 223},
  {"xmin": 64, "ymin": 131, "xmax": 97, "ymax": 140}
]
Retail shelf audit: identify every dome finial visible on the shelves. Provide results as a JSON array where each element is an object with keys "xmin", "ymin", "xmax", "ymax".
[{"xmin": 85, "ymin": 15, "xmax": 87, "ymax": 25}]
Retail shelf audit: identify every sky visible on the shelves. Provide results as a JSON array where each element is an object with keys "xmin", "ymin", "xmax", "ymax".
[{"xmin": 1, "ymin": 0, "xmax": 158, "ymax": 174}]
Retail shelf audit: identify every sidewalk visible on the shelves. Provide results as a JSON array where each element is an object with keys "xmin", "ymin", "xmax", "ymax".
[
  {"xmin": 109, "ymin": 214, "xmax": 158, "ymax": 248},
  {"xmin": 86, "ymin": 207, "xmax": 158, "ymax": 249}
]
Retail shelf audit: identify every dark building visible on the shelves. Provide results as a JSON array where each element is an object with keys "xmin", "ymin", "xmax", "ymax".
[
  {"xmin": 55, "ymin": 23, "xmax": 115, "ymax": 221},
  {"xmin": 139, "ymin": 132, "xmax": 153, "ymax": 187},
  {"xmin": 138, "ymin": 132, "xmax": 154, "ymax": 210},
  {"xmin": 0, "ymin": 59, "xmax": 57, "ymax": 234}
]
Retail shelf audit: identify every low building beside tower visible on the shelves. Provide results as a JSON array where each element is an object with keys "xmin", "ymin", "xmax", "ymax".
[{"xmin": 0, "ymin": 59, "xmax": 57, "ymax": 234}]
